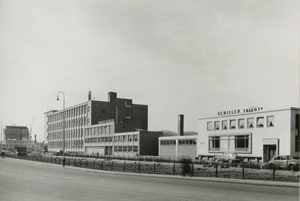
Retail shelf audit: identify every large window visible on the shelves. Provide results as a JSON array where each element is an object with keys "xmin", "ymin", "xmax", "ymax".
[
  {"xmin": 209, "ymin": 136, "xmax": 220, "ymax": 151},
  {"xmin": 209, "ymin": 134, "xmax": 251, "ymax": 153}
]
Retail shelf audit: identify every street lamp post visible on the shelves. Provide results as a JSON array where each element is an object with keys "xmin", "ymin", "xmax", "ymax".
[{"xmin": 56, "ymin": 91, "xmax": 65, "ymax": 159}]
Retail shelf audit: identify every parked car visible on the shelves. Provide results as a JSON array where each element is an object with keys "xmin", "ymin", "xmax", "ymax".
[
  {"xmin": 215, "ymin": 152, "xmax": 243, "ymax": 163},
  {"xmin": 268, "ymin": 155, "xmax": 299, "ymax": 171}
]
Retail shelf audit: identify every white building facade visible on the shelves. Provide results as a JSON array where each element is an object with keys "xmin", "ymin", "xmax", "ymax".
[
  {"xmin": 197, "ymin": 107, "xmax": 300, "ymax": 162},
  {"xmin": 158, "ymin": 135, "xmax": 197, "ymax": 158},
  {"xmin": 84, "ymin": 120, "xmax": 115, "ymax": 155}
]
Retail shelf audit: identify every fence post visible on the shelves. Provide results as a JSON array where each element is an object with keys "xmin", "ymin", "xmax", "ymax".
[
  {"xmin": 191, "ymin": 162, "xmax": 194, "ymax": 177},
  {"xmin": 273, "ymin": 166, "xmax": 276, "ymax": 181},
  {"xmin": 112, "ymin": 161, "xmax": 114, "ymax": 171},
  {"xmin": 101, "ymin": 160, "xmax": 104, "ymax": 170},
  {"xmin": 215, "ymin": 163, "xmax": 218, "ymax": 178},
  {"xmin": 242, "ymin": 165, "xmax": 245, "ymax": 179},
  {"xmin": 139, "ymin": 161, "xmax": 141, "ymax": 173},
  {"xmin": 153, "ymin": 162, "xmax": 156, "ymax": 174},
  {"xmin": 124, "ymin": 161, "xmax": 126, "ymax": 172},
  {"xmin": 173, "ymin": 162, "xmax": 176, "ymax": 175}
]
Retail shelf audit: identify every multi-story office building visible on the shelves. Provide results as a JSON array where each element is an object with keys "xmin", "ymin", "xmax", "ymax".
[
  {"xmin": 197, "ymin": 107, "xmax": 300, "ymax": 162},
  {"xmin": 45, "ymin": 91, "xmax": 148, "ymax": 153},
  {"xmin": 4, "ymin": 126, "xmax": 29, "ymax": 140}
]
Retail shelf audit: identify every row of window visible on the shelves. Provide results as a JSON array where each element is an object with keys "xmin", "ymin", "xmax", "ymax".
[
  {"xmin": 114, "ymin": 145, "xmax": 138, "ymax": 152},
  {"xmin": 84, "ymin": 135, "xmax": 140, "ymax": 143},
  {"xmin": 48, "ymin": 129, "xmax": 84, "ymax": 140},
  {"xmin": 85, "ymin": 137, "xmax": 113, "ymax": 143},
  {"xmin": 85, "ymin": 125, "xmax": 114, "ymax": 136},
  {"xmin": 48, "ymin": 117, "xmax": 88, "ymax": 131},
  {"xmin": 207, "ymin": 116, "xmax": 274, "ymax": 131},
  {"xmin": 48, "ymin": 140, "xmax": 84, "ymax": 149},
  {"xmin": 160, "ymin": 140, "xmax": 197, "ymax": 146},
  {"xmin": 114, "ymin": 135, "xmax": 138, "ymax": 142},
  {"xmin": 48, "ymin": 105, "xmax": 88, "ymax": 122},
  {"xmin": 209, "ymin": 134, "xmax": 251, "ymax": 153}
]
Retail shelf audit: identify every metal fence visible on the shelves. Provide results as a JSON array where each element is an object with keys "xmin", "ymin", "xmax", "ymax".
[{"xmin": 4, "ymin": 154, "xmax": 299, "ymax": 183}]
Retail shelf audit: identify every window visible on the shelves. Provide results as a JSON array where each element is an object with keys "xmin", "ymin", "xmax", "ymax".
[
  {"xmin": 238, "ymin": 119, "xmax": 245, "ymax": 129},
  {"xmin": 128, "ymin": 146, "xmax": 133, "ymax": 152},
  {"xmin": 123, "ymin": 146, "xmax": 128, "ymax": 152},
  {"xmin": 209, "ymin": 134, "xmax": 251, "ymax": 153},
  {"xmin": 257, "ymin": 117, "xmax": 264, "ymax": 128},
  {"xmin": 209, "ymin": 136, "xmax": 220, "ymax": 151},
  {"xmin": 230, "ymin": 119, "xmax": 236, "ymax": 129},
  {"xmin": 207, "ymin": 122, "xmax": 213, "ymax": 131},
  {"xmin": 214, "ymin": 121, "xmax": 220, "ymax": 130},
  {"xmin": 222, "ymin": 120, "xmax": 228, "ymax": 130},
  {"xmin": 267, "ymin": 116, "xmax": 274, "ymax": 127},
  {"xmin": 247, "ymin": 118, "xmax": 254, "ymax": 128}
]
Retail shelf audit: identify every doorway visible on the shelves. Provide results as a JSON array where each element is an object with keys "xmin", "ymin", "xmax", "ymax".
[{"xmin": 263, "ymin": 145, "xmax": 277, "ymax": 162}]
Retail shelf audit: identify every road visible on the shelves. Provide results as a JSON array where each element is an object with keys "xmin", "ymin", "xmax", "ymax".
[{"xmin": 0, "ymin": 157, "xmax": 298, "ymax": 201}]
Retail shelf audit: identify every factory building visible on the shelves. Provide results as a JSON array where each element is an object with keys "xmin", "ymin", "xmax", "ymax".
[{"xmin": 45, "ymin": 91, "xmax": 148, "ymax": 153}]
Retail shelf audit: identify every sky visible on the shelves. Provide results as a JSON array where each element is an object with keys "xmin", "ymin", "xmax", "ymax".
[{"xmin": 0, "ymin": 0, "xmax": 299, "ymax": 142}]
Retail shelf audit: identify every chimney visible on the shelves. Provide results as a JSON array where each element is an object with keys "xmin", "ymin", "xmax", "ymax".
[
  {"xmin": 178, "ymin": 114, "xmax": 184, "ymax": 136},
  {"xmin": 88, "ymin": 90, "xmax": 92, "ymax": 101},
  {"xmin": 108, "ymin": 92, "xmax": 117, "ymax": 102}
]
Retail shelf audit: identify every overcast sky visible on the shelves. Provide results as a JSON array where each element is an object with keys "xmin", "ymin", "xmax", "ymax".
[{"xmin": 0, "ymin": 0, "xmax": 299, "ymax": 142}]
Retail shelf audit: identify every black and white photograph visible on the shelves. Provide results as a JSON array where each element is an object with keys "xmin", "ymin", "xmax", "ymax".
[{"xmin": 0, "ymin": 0, "xmax": 299, "ymax": 200}]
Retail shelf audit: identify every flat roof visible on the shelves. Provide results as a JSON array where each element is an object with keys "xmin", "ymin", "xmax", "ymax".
[{"xmin": 158, "ymin": 135, "xmax": 198, "ymax": 140}]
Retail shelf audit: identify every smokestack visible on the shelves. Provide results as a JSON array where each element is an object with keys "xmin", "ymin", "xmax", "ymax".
[
  {"xmin": 178, "ymin": 114, "xmax": 184, "ymax": 136},
  {"xmin": 88, "ymin": 90, "xmax": 91, "ymax": 101},
  {"xmin": 34, "ymin": 135, "xmax": 37, "ymax": 143}
]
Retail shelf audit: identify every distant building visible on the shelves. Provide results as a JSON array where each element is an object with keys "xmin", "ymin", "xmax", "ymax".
[
  {"xmin": 45, "ymin": 91, "xmax": 148, "ymax": 153},
  {"xmin": 4, "ymin": 126, "xmax": 29, "ymax": 140},
  {"xmin": 113, "ymin": 130, "xmax": 163, "ymax": 156},
  {"xmin": 158, "ymin": 115, "xmax": 198, "ymax": 158},
  {"xmin": 159, "ymin": 135, "xmax": 197, "ymax": 158},
  {"xmin": 83, "ymin": 119, "xmax": 163, "ymax": 156},
  {"xmin": 197, "ymin": 107, "xmax": 300, "ymax": 162}
]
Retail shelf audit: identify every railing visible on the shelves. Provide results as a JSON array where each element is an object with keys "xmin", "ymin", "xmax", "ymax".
[{"xmin": 3, "ymin": 153, "xmax": 298, "ymax": 183}]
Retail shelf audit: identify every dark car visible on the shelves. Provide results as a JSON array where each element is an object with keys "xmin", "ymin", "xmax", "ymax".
[
  {"xmin": 215, "ymin": 152, "xmax": 243, "ymax": 163},
  {"xmin": 268, "ymin": 155, "xmax": 299, "ymax": 171}
]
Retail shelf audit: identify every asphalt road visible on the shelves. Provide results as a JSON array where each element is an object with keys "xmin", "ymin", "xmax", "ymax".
[{"xmin": 0, "ymin": 157, "xmax": 298, "ymax": 201}]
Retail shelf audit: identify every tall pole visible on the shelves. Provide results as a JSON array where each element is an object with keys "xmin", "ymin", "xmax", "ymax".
[{"xmin": 57, "ymin": 91, "xmax": 65, "ymax": 158}]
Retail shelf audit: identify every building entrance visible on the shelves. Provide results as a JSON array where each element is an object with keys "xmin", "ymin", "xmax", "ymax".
[{"xmin": 263, "ymin": 145, "xmax": 277, "ymax": 162}]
